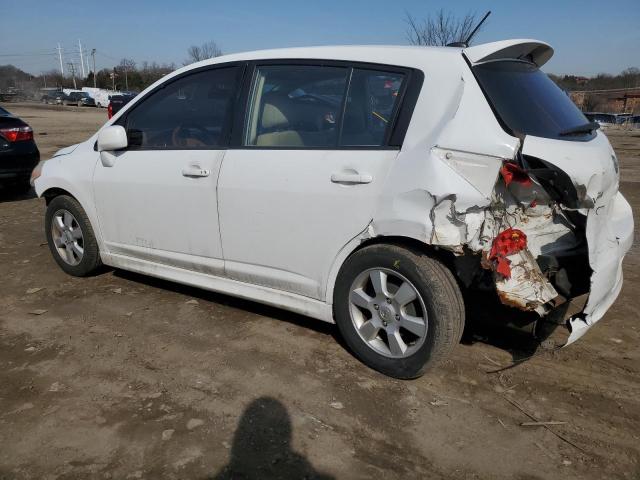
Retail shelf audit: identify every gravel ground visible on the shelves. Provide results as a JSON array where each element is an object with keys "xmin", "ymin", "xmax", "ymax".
[{"xmin": 1, "ymin": 103, "xmax": 639, "ymax": 479}]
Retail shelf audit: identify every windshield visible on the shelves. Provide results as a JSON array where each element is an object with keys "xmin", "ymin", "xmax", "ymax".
[{"xmin": 473, "ymin": 60, "xmax": 591, "ymax": 140}]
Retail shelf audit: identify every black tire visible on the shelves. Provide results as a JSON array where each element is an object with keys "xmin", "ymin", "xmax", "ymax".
[
  {"xmin": 333, "ymin": 243, "xmax": 464, "ymax": 379},
  {"xmin": 45, "ymin": 195, "xmax": 102, "ymax": 276}
]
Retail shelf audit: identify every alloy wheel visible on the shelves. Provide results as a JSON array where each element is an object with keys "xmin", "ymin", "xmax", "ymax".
[
  {"xmin": 51, "ymin": 209, "xmax": 84, "ymax": 266},
  {"xmin": 348, "ymin": 268, "xmax": 428, "ymax": 358}
]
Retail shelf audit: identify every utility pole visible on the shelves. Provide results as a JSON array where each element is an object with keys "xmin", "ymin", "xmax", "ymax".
[
  {"xmin": 78, "ymin": 40, "xmax": 85, "ymax": 78},
  {"xmin": 91, "ymin": 49, "xmax": 96, "ymax": 88},
  {"xmin": 57, "ymin": 43, "xmax": 64, "ymax": 76},
  {"xmin": 68, "ymin": 63, "xmax": 77, "ymax": 89}
]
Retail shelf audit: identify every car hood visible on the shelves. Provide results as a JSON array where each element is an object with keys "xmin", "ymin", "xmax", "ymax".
[{"xmin": 53, "ymin": 143, "xmax": 80, "ymax": 158}]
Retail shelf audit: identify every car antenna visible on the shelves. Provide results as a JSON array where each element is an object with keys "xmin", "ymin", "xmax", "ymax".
[{"xmin": 447, "ymin": 11, "xmax": 491, "ymax": 48}]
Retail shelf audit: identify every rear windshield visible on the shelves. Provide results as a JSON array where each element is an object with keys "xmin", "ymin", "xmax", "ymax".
[{"xmin": 473, "ymin": 60, "xmax": 591, "ymax": 140}]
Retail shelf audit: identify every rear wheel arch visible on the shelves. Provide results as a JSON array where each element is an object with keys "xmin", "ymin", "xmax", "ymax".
[
  {"xmin": 331, "ymin": 238, "xmax": 465, "ymax": 378},
  {"xmin": 327, "ymin": 234, "xmax": 460, "ymax": 305}
]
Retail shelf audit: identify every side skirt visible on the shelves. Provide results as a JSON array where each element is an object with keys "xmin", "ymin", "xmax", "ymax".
[{"xmin": 101, "ymin": 253, "xmax": 335, "ymax": 323}]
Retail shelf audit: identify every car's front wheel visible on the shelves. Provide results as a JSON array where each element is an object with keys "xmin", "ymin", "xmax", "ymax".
[
  {"xmin": 334, "ymin": 243, "xmax": 464, "ymax": 379},
  {"xmin": 45, "ymin": 195, "xmax": 102, "ymax": 276}
]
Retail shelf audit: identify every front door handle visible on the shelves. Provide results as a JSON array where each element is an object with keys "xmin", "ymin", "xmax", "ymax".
[
  {"xmin": 331, "ymin": 172, "xmax": 373, "ymax": 184},
  {"xmin": 182, "ymin": 165, "xmax": 210, "ymax": 177}
]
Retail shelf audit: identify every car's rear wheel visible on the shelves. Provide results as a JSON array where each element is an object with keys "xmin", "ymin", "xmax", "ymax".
[
  {"xmin": 45, "ymin": 195, "xmax": 102, "ymax": 276},
  {"xmin": 334, "ymin": 243, "xmax": 464, "ymax": 379}
]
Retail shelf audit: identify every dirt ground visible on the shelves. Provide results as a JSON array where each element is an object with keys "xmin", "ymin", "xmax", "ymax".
[{"xmin": 1, "ymin": 102, "xmax": 639, "ymax": 480}]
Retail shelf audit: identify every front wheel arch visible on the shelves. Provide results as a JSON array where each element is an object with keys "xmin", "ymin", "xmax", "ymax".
[{"xmin": 42, "ymin": 187, "xmax": 77, "ymax": 205}]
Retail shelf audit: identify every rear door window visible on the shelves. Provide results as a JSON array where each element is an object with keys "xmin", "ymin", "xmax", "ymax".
[
  {"xmin": 473, "ymin": 60, "xmax": 591, "ymax": 140},
  {"xmin": 243, "ymin": 64, "xmax": 407, "ymax": 148},
  {"xmin": 341, "ymin": 69, "xmax": 405, "ymax": 146},
  {"xmin": 244, "ymin": 65, "xmax": 349, "ymax": 147}
]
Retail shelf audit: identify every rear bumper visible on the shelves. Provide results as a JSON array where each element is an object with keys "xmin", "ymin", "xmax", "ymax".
[
  {"xmin": 565, "ymin": 191, "xmax": 634, "ymax": 344},
  {"xmin": 0, "ymin": 147, "xmax": 39, "ymax": 184}
]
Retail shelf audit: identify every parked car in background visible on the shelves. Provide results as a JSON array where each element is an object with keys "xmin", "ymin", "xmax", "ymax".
[
  {"xmin": 583, "ymin": 112, "xmax": 617, "ymax": 127},
  {"xmin": 94, "ymin": 90, "xmax": 116, "ymax": 108},
  {"xmin": 615, "ymin": 113, "xmax": 632, "ymax": 124},
  {"xmin": 32, "ymin": 41, "xmax": 634, "ymax": 378},
  {"xmin": 107, "ymin": 92, "xmax": 136, "ymax": 118},
  {"xmin": 41, "ymin": 90, "xmax": 64, "ymax": 105},
  {"xmin": 0, "ymin": 106, "xmax": 39, "ymax": 193},
  {"xmin": 626, "ymin": 115, "xmax": 640, "ymax": 128},
  {"xmin": 62, "ymin": 92, "xmax": 96, "ymax": 107}
]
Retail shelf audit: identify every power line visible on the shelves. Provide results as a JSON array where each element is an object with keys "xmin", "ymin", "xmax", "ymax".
[{"xmin": 0, "ymin": 52, "xmax": 57, "ymax": 57}]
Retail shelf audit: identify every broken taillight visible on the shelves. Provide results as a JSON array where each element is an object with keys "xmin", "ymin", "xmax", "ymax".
[
  {"xmin": 500, "ymin": 162, "xmax": 532, "ymax": 187},
  {"xmin": 489, "ymin": 228, "xmax": 528, "ymax": 279}
]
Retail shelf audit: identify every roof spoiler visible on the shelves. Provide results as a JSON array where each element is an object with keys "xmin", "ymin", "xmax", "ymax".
[{"xmin": 464, "ymin": 39, "xmax": 554, "ymax": 67}]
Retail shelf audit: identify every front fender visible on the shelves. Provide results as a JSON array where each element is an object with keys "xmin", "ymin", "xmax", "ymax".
[{"xmin": 35, "ymin": 149, "xmax": 106, "ymax": 255}]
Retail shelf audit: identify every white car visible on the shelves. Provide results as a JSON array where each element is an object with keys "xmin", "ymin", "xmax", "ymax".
[{"xmin": 32, "ymin": 40, "xmax": 634, "ymax": 378}]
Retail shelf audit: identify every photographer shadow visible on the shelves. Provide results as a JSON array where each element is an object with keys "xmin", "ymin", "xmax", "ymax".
[{"xmin": 211, "ymin": 396, "xmax": 334, "ymax": 480}]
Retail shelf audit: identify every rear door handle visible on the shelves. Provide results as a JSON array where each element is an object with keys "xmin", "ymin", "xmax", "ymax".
[
  {"xmin": 182, "ymin": 165, "xmax": 210, "ymax": 177},
  {"xmin": 330, "ymin": 172, "xmax": 373, "ymax": 184}
]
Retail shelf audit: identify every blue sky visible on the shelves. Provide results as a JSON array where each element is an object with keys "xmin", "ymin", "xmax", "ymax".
[{"xmin": 2, "ymin": 0, "xmax": 639, "ymax": 76}]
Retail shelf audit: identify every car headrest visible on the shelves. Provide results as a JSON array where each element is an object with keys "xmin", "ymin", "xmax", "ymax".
[{"xmin": 261, "ymin": 102, "xmax": 289, "ymax": 130}]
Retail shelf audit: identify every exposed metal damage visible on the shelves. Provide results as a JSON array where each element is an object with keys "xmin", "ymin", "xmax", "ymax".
[{"xmin": 427, "ymin": 157, "xmax": 576, "ymax": 317}]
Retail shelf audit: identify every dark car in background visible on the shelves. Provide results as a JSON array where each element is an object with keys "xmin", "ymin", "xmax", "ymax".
[
  {"xmin": 0, "ymin": 106, "xmax": 39, "ymax": 193},
  {"xmin": 41, "ymin": 90, "xmax": 64, "ymax": 105},
  {"xmin": 62, "ymin": 92, "xmax": 96, "ymax": 107},
  {"xmin": 583, "ymin": 112, "xmax": 617, "ymax": 127},
  {"xmin": 107, "ymin": 92, "xmax": 137, "ymax": 118}
]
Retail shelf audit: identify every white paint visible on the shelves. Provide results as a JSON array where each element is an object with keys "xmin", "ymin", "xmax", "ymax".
[
  {"xmin": 93, "ymin": 148, "xmax": 227, "ymax": 276},
  {"xmin": 464, "ymin": 39, "xmax": 554, "ymax": 67},
  {"xmin": 34, "ymin": 40, "xmax": 634, "ymax": 349},
  {"xmin": 97, "ymin": 125, "xmax": 127, "ymax": 152},
  {"xmin": 218, "ymin": 149, "xmax": 398, "ymax": 299}
]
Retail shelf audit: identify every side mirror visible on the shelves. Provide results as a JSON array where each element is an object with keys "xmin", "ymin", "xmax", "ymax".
[{"xmin": 97, "ymin": 125, "xmax": 128, "ymax": 152}]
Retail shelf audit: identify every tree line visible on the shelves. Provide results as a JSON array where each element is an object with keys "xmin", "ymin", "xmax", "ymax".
[
  {"xmin": 1, "ymin": 16, "xmax": 639, "ymax": 97},
  {"xmin": 0, "ymin": 41, "xmax": 223, "ymax": 95}
]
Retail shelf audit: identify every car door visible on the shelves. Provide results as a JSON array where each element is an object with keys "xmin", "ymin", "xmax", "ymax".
[
  {"xmin": 218, "ymin": 62, "xmax": 411, "ymax": 299},
  {"xmin": 93, "ymin": 65, "xmax": 242, "ymax": 275}
]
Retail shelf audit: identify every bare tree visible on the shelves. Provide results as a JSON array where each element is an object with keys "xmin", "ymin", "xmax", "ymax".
[
  {"xmin": 185, "ymin": 41, "xmax": 223, "ymax": 65},
  {"xmin": 118, "ymin": 58, "xmax": 137, "ymax": 90},
  {"xmin": 582, "ymin": 93, "xmax": 605, "ymax": 112},
  {"xmin": 405, "ymin": 9, "xmax": 483, "ymax": 46}
]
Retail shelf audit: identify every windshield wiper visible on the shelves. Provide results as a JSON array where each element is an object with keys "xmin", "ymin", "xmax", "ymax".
[{"xmin": 559, "ymin": 121, "xmax": 600, "ymax": 136}]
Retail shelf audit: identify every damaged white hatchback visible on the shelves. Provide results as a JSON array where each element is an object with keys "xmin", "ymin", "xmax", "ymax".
[{"xmin": 33, "ymin": 40, "xmax": 633, "ymax": 378}]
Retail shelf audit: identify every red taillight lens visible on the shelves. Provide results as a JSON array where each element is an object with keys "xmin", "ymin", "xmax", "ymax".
[
  {"xmin": 107, "ymin": 103, "xmax": 113, "ymax": 119},
  {"xmin": 0, "ymin": 126, "xmax": 33, "ymax": 142},
  {"xmin": 489, "ymin": 228, "xmax": 528, "ymax": 279},
  {"xmin": 500, "ymin": 162, "xmax": 531, "ymax": 187}
]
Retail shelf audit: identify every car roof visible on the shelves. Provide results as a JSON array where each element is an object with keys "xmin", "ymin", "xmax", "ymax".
[
  {"xmin": 192, "ymin": 45, "xmax": 463, "ymax": 70},
  {"xmin": 181, "ymin": 40, "xmax": 552, "ymax": 71}
]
